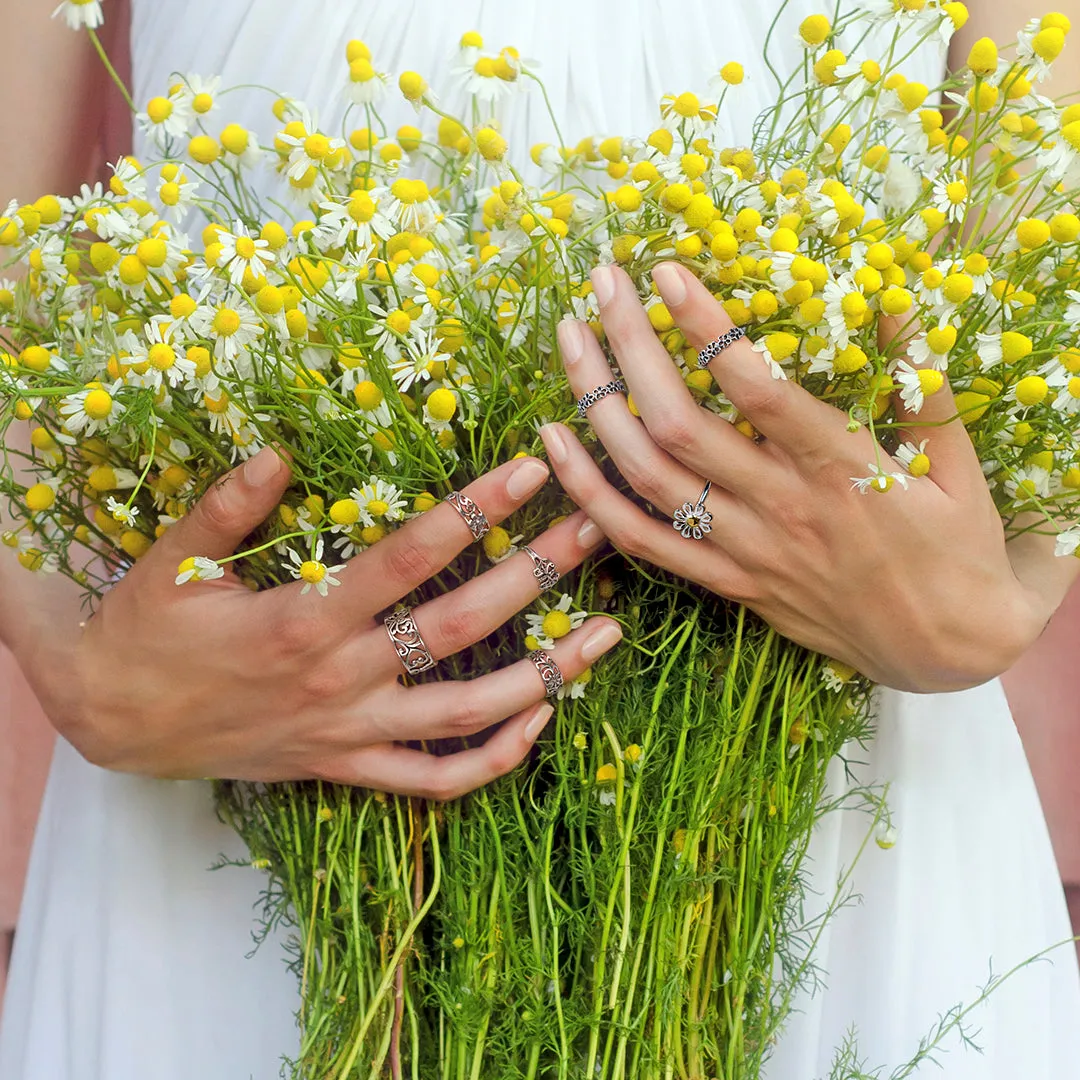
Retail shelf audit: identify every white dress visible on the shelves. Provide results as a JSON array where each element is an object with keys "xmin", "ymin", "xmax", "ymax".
[{"xmin": 3, "ymin": 2, "xmax": 1078, "ymax": 1077}]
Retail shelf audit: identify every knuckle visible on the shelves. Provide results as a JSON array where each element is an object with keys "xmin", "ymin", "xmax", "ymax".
[
  {"xmin": 384, "ymin": 534, "xmax": 440, "ymax": 586},
  {"xmin": 621, "ymin": 458, "xmax": 667, "ymax": 506},
  {"xmin": 421, "ymin": 773, "xmax": 463, "ymax": 803},
  {"xmin": 197, "ymin": 477, "xmax": 242, "ymax": 531},
  {"xmin": 270, "ymin": 613, "xmax": 324, "ymax": 658},
  {"xmin": 435, "ymin": 602, "xmax": 485, "ymax": 652},
  {"xmin": 443, "ymin": 695, "xmax": 486, "ymax": 735},
  {"xmin": 298, "ymin": 657, "xmax": 352, "ymax": 703},
  {"xmin": 648, "ymin": 412, "xmax": 697, "ymax": 455},
  {"xmin": 737, "ymin": 384, "xmax": 784, "ymax": 420},
  {"xmin": 610, "ymin": 522, "xmax": 649, "ymax": 560}
]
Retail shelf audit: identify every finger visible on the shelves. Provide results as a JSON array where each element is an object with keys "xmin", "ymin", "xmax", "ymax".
[
  {"xmin": 540, "ymin": 422, "xmax": 754, "ymax": 597},
  {"xmin": 650, "ymin": 262, "xmax": 850, "ymax": 461},
  {"xmin": 557, "ymin": 318, "xmax": 739, "ymax": 518},
  {"xmin": 281, "ymin": 456, "xmax": 551, "ymax": 621},
  {"xmin": 880, "ymin": 314, "xmax": 984, "ymax": 498},
  {"xmin": 369, "ymin": 509, "xmax": 607, "ymax": 677},
  {"xmin": 319, "ymin": 702, "xmax": 554, "ymax": 797},
  {"xmin": 145, "ymin": 445, "xmax": 292, "ymax": 572},
  {"xmin": 397, "ymin": 615, "xmax": 623, "ymax": 740},
  {"xmin": 583, "ymin": 269, "xmax": 767, "ymax": 491}
]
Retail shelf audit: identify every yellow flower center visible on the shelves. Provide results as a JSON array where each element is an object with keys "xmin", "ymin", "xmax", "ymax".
[
  {"xmin": 366, "ymin": 498, "xmax": 389, "ymax": 517},
  {"xmin": 212, "ymin": 308, "xmax": 241, "ymax": 336},
  {"xmin": 235, "ymin": 236, "xmax": 257, "ymax": 260},
  {"xmin": 541, "ymin": 610, "xmax": 573, "ymax": 640},
  {"xmin": 84, "ymin": 389, "xmax": 113, "ymax": 419},
  {"xmin": 148, "ymin": 343, "xmax": 176, "ymax": 370},
  {"xmin": 386, "ymin": 309, "xmax": 411, "ymax": 335},
  {"xmin": 192, "ymin": 92, "xmax": 214, "ymax": 114},
  {"xmin": 146, "ymin": 97, "xmax": 173, "ymax": 124},
  {"xmin": 353, "ymin": 381, "xmax": 384, "ymax": 411},
  {"xmin": 304, "ymin": 134, "xmax": 331, "ymax": 160},
  {"xmin": 427, "ymin": 387, "xmax": 457, "ymax": 421},
  {"xmin": 299, "ymin": 560, "xmax": 327, "ymax": 584},
  {"xmin": 329, "ymin": 498, "xmax": 361, "ymax": 525}
]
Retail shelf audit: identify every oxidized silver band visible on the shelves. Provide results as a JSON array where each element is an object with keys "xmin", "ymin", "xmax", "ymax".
[
  {"xmin": 523, "ymin": 545, "xmax": 560, "ymax": 592},
  {"xmin": 444, "ymin": 490, "xmax": 490, "ymax": 541},
  {"xmin": 529, "ymin": 649, "xmax": 564, "ymax": 697},
  {"xmin": 696, "ymin": 327, "xmax": 745, "ymax": 369},
  {"xmin": 672, "ymin": 480, "xmax": 713, "ymax": 540},
  {"xmin": 384, "ymin": 606, "xmax": 437, "ymax": 676},
  {"xmin": 576, "ymin": 378, "xmax": 627, "ymax": 417}
]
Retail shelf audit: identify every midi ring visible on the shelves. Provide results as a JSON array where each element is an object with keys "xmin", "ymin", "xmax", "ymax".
[
  {"xmin": 696, "ymin": 327, "xmax": 746, "ymax": 369},
  {"xmin": 522, "ymin": 545, "xmax": 561, "ymax": 592},
  {"xmin": 384, "ymin": 606, "xmax": 437, "ymax": 676},
  {"xmin": 444, "ymin": 490, "xmax": 490, "ymax": 541},
  {"xmin": 529, "ymin": 649, "xmax": 564, "ymax": 697},
  {"xmin": 672, "ymin": 480, "xmax": 713, "ymax": 540},
  {"xmin": 576, "ymin": 378, "xmax": 627, "ymax": 418}
]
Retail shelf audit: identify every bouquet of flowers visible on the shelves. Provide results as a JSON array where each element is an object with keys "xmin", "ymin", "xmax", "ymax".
[{"xmin": 3, "ymin": 2, "xmax": 1079, "ymax": 1076}]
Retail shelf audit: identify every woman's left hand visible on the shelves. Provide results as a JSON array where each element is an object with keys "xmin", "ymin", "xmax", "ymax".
[{"xmin": 540, "ymin": 262, "xmax": 1049, "ymax": 693}]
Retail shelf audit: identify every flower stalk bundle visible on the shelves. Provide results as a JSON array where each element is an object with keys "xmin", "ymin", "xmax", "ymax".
[{"xmin": 4, "ymin": 2, "xmax": 1080, "ymax": 1076}]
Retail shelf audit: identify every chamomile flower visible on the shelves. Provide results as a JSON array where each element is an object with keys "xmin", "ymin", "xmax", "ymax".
[
  {"xmin": 355, "ymin": 478, "xmax": 407, "ymax": 526},
  {"xmin": 895, "ymin": 439, "xmax": 931, "ymax": 477},
  {"xmin": 344, "ymin": 50, "xmax": 388, "ymax": 105},
  {"xmin": 1055, "ymin": 526, "xmax": 1080, "ymax": 557},
  {"xmin": 312, "ymin": 192, "xmax": 394, "ymax": 252},
  {"xmin": 217, "ymin": 221, "xmax": 275, "ymax": 287},
  {"xmin": 823, "ymin": 272, "xmax": 868, "ymax": 347},
  {"xmin": 894, "ymin": 360, "xmax": 945, "ymax": 412},
  {"xmin": 524, "ymin": 593, "xmax": 587, "ymax": 650},
  {"xmin": 906, "ymin": 322, "xmax": 957, "ymax": 370},
  {"xmin": 1016, "ymin": 17, "xmax": 1066, "ymax": 82},
  {"xmin": 188, "ymin": 296, "xmax": 263, "ymax": 361},
  {"xmin": 277, "ymin": 128, "xmax": 347, "ymax": 183},
  {"xmin": 137, "ymin": 89, "xmax": 194, "ymax": 146},
  {"xmin": 287, "ymin": 537, "xmax": 346, "ymax": 597},
  {"xmin": 557, "ymin": 668, "xmax": 592, "ymax": 701},
  {"xmin": 1004, "ymin": 464, "xmax": 1051, "ymax": 501},
  {"xmin": 53, "ymin": 0, "xmax": 103, "ymax": 30},
  {"xmin": 1048, "ymin": 370, "xmax": 1080, "ymax": 414},
  {"xmin": 849, "ymin": 464, "xmax": 910, "ymax": 494},
  {"xmin": 175, "ymin": 74, "xmax": 222, "ymax": 119},
  {"xmin": 124, "ymin": 318, "xmax": 198, "ymax": 390},
  {"xmin": 59, "ymin": 382, "xmax": 124, "ymax": 435},
  {"xmin": 931, "ymin": 172, "xmax": 969, "ymax": 223},
  {"xmin": 105, "ymin": 497, "xmax": 138, "ymax": 527},
  {"xmin": 389, "ymin": 328, "xmax": 451, "ymax": 392}
]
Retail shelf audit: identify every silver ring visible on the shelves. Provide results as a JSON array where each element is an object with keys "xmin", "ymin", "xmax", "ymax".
[
  {"xmin": 696, "ymin": 327, "xmax": 745, "ymax": 369},
  {"xmin": 444, "ymin": 491, "xmax": 490, "ymax": 541},
  {"xmin": 522, "ymin": 545, "xmax": 560, "ymax": 592},
  {"xmin": 384, "ymin": 606, "xmax": 437, "ymax": 676},
  {"xmin": 672, "ymin": 481, "xmax": 713, "ymax": 540},
  {"xmin": 529, "ymin": 649, "xmax": 564, "ymax": 697},
  {"xmin": 576, "ymin": 378, "xmax": 627, "ymax": 417}
]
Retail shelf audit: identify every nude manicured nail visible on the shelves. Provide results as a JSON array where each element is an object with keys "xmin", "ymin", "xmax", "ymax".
[
  {"xmin": 590, "ymin": 265, "xmax": 615, "ymax": 305},
  {"xmin": 539, "ymin": 424, "xmax": 569, "ymax": 464},
  {"xmin": 557, "ymin": 319, "xmax": 585, "ymax": 364},
  {"xmin": 243, "ymin": 446, "xmax": 281, "ymax": 486},
  {"xmin": 506, "ymin": 458, "xmax": 549, "ymax": 500},
  {"xmin": 581, "ymin": 621, "xmax": 623, "ymax": 662},
  {"xmin": 577, "ymin": 517, "xmax": 603, "ymax": 547},
  {"xmin": 524, "ymin": 703, "xmax": 555, "ymax": 742},
  {"xmin": 652, "ymin": 263, "xmax": 686, "ymax": 306}
]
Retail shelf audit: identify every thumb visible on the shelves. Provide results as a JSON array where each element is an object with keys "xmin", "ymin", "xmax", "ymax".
[{"xmin": 156, "ymin": 446, "xmax": 291, "ymax": 565}]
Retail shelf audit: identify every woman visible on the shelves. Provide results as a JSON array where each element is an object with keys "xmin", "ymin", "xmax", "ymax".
[{"xmin": 2, "ymin": 0, "xmax": 1078, "ymax": 1077}]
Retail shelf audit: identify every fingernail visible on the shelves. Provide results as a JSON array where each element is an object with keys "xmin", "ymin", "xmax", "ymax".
[
  {"xmin": 539, "ymin": 423, "xmax": 569, "ymax": 465},
  {"xmin": 577, "ymin": 517, "xmax": 603, "ymax": 547},
  {"xmin": 581, "ymin": 621, "xmax": 623, "ymax": 662},
  {"xmin": 243, "ymin": 446, "xmax": 281, "ymax": 487},
  {"xmin": 557, "ymin": 318, "xmax": 585, "ymax": 365},
  {"xmin": 590, "ymin": 265, "xmax": 615, "ymax": 306},
  {"xmin": 524, "ymin": 703, "xmax": 555, "ymax": 742},
  {"xmin": 653, "ymin": 263, "xmax": 686, "ymax": 306},
  {"xmin": 506, "ymin": 458, "xmax": 549, "ymax": 500}
]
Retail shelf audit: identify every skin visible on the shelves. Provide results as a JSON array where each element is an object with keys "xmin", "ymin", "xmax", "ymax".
[
  {"xmin": 3, "ymin": 1, "xmax": 1078, "ymax": 788},
  {"xmin": 543, "ymin": 3, "xmax": 1080, "ymax": 693}
]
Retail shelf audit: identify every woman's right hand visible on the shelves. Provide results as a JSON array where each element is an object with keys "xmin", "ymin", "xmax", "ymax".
[{"xmin": 36, "ymin": 449, "xmax": 620, "ymax": 798}]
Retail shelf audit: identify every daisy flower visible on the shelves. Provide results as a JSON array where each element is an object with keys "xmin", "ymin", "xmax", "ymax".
[
  {"xmin": 136, "ymin": 89, "xmax": 195, "ymax": 146},
  {"xmin": 931, "ymin": 173, "xmax": 968, "ymax": 223},
  {"xmin": 1048, "ymin": 370, "xmax": 1080, "ymax": 414},
  {"xmin": 277, "ymin": 128, "xmax": 347, "ymax": 183},
  {"xmin": 287, "ymin": 537, "xmax": 346, "ymax": 597},
  {"xmin": 895, "ymin": 439, "xmax": 931, "ymax": 477},
  {"xmin": 174, "ymin": 74, "xmax": 222, "ymax": 120},
  {"xmin": 217, "ymin": 221, "xmax": 276, "ymax": 287},
  {"xmin": 344, "ymin": 52, "xmax": 388, "ymax": 105},
  {"xmin": 1004, "ymin": 464, "xmax": 1051, "ymax": 501},
  {"xmin": 53, "ymin": 0, "xmax": 103, "ymax": 30},
  {"xmin": 175, "ymin": 555, "xmax": 225, "ymax": 586},
  {"xmin": 311, "ymin": 192, "xmax": 394, "ymax": 252},
  {"xmin": 124, "ymin": 318, "xmax": 198, "ymax": 391},
  {"xmin": 189, "ymin": 296, "xmax": 263, "ymax": 361},
  {"xmin": 59, "ymin": 382, "xmax": 124, "ymax": 436},
  {"xmin": 893, "ymin": 360, "xmax": 945, "ymax": 413},
  {"xmin": 524, "ymin": 593, "xmax": 587, "ymax": 650},
  {"xmin": 849, "ymin": 464, "xmax": 910, "ymax": 495},
  {"xmin": 105, "ymin": 497, "xmax": 138, "ymax": 527},
  {"xmin": 355, "ymin": 477, "xmax": 407, "ymax": 526},
  {"xmin": 389, "ymin": 328, "xmax": 451, "ymax": 392},
  {"xmin": 1055, "ymin": 526, "xmax": 1080, "ymax": 558}
]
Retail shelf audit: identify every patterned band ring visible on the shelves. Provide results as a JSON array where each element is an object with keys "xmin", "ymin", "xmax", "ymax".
[
  {"xmin": 444, "ymin": 490, "xmax": 490, "ymax": 541},
  {"xmin": 522, "ymin": 545, "xmax": 561, "ymax": 593},
  {"xmin": 384, "ymin": 606, "xmax": 437, "ymax": 676},
  {"xmin": 576, "ymin": 378, "xmax": 627, "ymax": 418},
  {"xmin": 529, "ymin": 649, "xmax": 565, "ymax": 697},
  {"xmin": 672, "ymin": 480, "xmax": 714, "ymax": 541},
  {"xmin": 696, "ymin": 326, "xmax": 746, "ymax": 369}
]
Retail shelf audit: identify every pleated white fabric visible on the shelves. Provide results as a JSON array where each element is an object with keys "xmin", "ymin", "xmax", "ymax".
[{"xmin": 2, "ymin": 2, "xmax": 1078, "ymax": 1077}]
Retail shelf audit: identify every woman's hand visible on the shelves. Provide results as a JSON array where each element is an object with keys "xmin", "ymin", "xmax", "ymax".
[
  {"xmin": 540, "ymin": 261, "xmax": 1050, "ymax": 694},
  {"xmin": 25, "ymin": 450, "xmax": 620, "ymax": 797}
]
